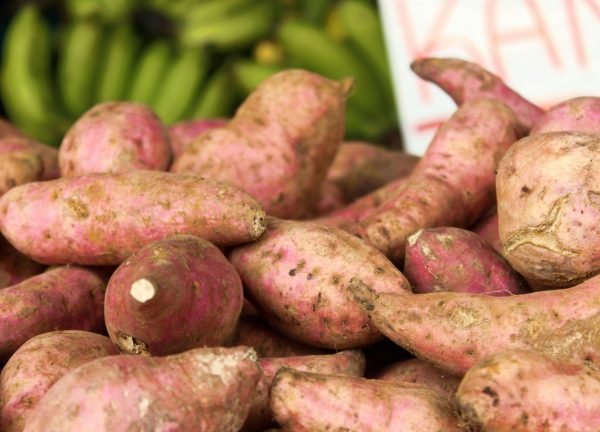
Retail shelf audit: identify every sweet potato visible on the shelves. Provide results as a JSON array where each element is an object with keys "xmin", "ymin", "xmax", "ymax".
[
  {"xmin": 375, "ymin": 358, "xmax": 461, "ymax": 399},
  {"xmin": 0, "ymin": 267, "xmax": 106, "ymax": 361},
  {"xmin": 59, "ymin": 102, "xmax": 172, "ymax": 176},
  {"xmin": 344, "ymin": 99, "xmax": 518, "ymax": 263},
  {"xmin": 497, "ymin": 132, "xmax": 600, "ymax": 287},
  {"xmin": 0, "ymin": 235, "xmax": 44, "ymax": 289},
  {"xmin": 23, "ymin": 346, "xmax": 261, "ymax": 432},
  {"xmin": 404, "ymin": 227, "xmax": 528, "ymax": 295},
  {"xmin": 313, "ymin": 180, "xmax": 346, "ymax": 216},
  {"xmin": 168, "ymin": 117, "xmax": 227, "ymax": 158},
  {"xmin": 0, "ymin": 171, "xmax": 266, "ymax": 265},
  {"xmin": 105, "ymin": 235, "xmax": 243, "ymax": 355},
  {"xmin": 457, "ymin": 349, "xmax": 600, "ymax": 432},
  {"xmin": 347, "ymin": 274, "xmax": 600, "ymax": 375},
  {"xmin": 172, "ymin": 70, "xmax": 351, "ymax": 219},
  {"xmin": 0, "ymin": 119, "xmax": 22, "ymax": 139},
  {"xmin": 270, "ymin": 369, "xmax": 463, "ymax": 431},
  {"xmin": 531, "ymin": 96, "xmax": 600, "ymax": 134},
  {"xmin": 0, "ymin": 136, "xmax": 42, "ymax": 197},
  {"xmin": 0, "ymin": 331, "xmax": 117, "ymax": 432},
  {"xmin": 244, "ymin": 350, "xmax": 365, "ymax": 431},
  {"xmin": 411, "ymin": 57, "xmax": 544, "ymax": 133},
  {"xmin": 229, "ymin": 218, "xmax": 411, "ymax": 349},
  {"xmin": 472, "ymin": 209, "xmax": 501, "ymax": 252},
  {"xmin": 327, "ymin": 141, "xmax": 419, "ymax": 201},
  {"xmin": 233, "ymin": 316, "xmax": 327, "ymax": 358}
]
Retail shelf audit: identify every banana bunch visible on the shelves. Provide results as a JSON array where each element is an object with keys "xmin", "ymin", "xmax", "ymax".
[{"xmin": 0, "ymin": 0, "xmax": 397, "ymax": 146}]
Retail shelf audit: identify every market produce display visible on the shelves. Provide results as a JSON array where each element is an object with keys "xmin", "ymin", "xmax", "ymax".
[
  {"xmin": 0, "ymin": 0, "xmax": 396, "ymax": 147},
  {"xmin": 0, "ymin": 0, "xmax": 599, "ymax": 429}
]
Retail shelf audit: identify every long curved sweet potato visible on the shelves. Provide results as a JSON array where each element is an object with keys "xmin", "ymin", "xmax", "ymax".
[
  {"xmin": 0, "ymin": 171, "xmax": 266, "ymax": 265},
  {"xmin": 0, "ymin": 331, "xmax": 117, "ymax": 432},
  {"xmin": 0, "ymin": 267, "xmax": 106, "ymax": 361},
  {"xmin": 345, "ymin": 99, "xmax": 519, "ymax": 263},
  {"xmin": 270, "ymin": 369, "xmax": 463, "ymax": 431},
  {"xmin": 457, "ymin": 349, "xmax": 600, "ymax": 432},
  {"xmin": 105, "ymin": 235, "xmax": 243, "ymax": 355},
  {"xmin": 23, "ymin": 346, "xmax": 261, "ymax": 432},
  {"xmin": 347, "ymin": 273, "xmax": 600, "ymax": 374},
  {"xmin": 411, "ymin": 57, "xmax": 543, "ymax": 133}
]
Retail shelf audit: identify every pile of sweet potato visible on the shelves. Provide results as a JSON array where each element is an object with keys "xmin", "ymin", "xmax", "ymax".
[{"xmin": 0, "ymin": 63, "xmax": 599, "ymax": 432}]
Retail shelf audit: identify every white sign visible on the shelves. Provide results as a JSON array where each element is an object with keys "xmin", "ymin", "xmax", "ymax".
[{"xmin": 379, "ymin": 0, "xmax": 600, "ymax": 155}]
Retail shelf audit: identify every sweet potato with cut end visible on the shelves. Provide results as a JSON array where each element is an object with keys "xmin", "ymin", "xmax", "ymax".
[
  {"xmin": 347, "ymin": 274, "xmax": 600, "ymax": 375},
  {"xmin": 270, "ymin": 369, "xmax": 463, "ymax": 431},
  {"xmin": 0, "ymin": 235, "xmax": 44, "ymax": 289},
  {"xmin": 457, "ymin": 349, "xmax": 600, "ymax": 432},
  {"xmin": 168, "ymin": 118, "xmax": 227, "ymax": 158},
  {"xmin": 346, "ymin": 99, "xmax": 518, "ymax": 263},
  {"xmin": 375, "ymin": 358, "xmax": 461, "ymax": 399},
  {"xmin": 0, "ymin": 136, "xmax": 43, "ymax": 197},
  {"xmin": 105, "ymin": 235, "xmax": 243, "ymax": 355},
  {"xmin": 0, "ymin": 331, "xmax": 117, "ymax": 432},
  {"xmin": 229, "ymin": 218, "xmax": 411, "ymax": 349},
  {"xmin": 233, "ymin": 316, "xmax": 327, "ymax": 358},
  {"xmin": 472, "ymin": 210, "xmax": 501, "ymax": 252},
  {"xmin": 0, "ymin": 171, "xmax": 266, "ymax": 265},
  {"xmin": 327, "ymin": 141, "xmax": 419, "ymax": 201},
  {"xmin": 411, "ymin": 57, "xmax": 543, "ymax": 133},
  {"xmin": 59, "ymin": 102, "xmax": 171, "ymax": 176},
  {"xmin": 531, "ymin": 96, "xmax": 600, "ymax": 134},
  {"xmin": 404, "ymin": 227, "xmax": 528, "ymax": 296},
  {"xmin": 172, "ymin": 70, "xmax": 351, "ymax": 219},
  {"xmin": 497, "ymin": 132, "xmax": 600, "ymax": 288},
  {"xmin": 0, "ymin": 267, "xmax": 106, "ymax": 361},
  {"xmin": 244, "ymin": 350, "xmax": 365, "ymax": 431},
  {"xmin": 23, "ymin": 346, "xmax": 261, "ymax": 432}
]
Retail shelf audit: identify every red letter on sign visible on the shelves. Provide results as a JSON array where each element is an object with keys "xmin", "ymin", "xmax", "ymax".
[
  {"xmin": 486, "ymin": 0, "xmax": 561, "ymax": 77},
  {"xmin": 565, "ymin": 0, "xmax": 600, "ymax": 66}
]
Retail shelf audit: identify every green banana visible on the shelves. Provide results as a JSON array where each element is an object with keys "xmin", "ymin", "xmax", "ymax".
[
  {"xmin": 302, "ymin": 0, "xmax": 332, "ymax": 24},
  {"xmin": 127, "ymin": 39, "xmax": 172, "ymax": 105},
  {"xmin": 151, "ymin": 47, "xmax": 209, "ymax": 124},
  {"xmin": 189, "ymin": 63, "xmax": 238, "ymax": 119},
  {"xmin": 345, "ymin": 103, "xmax": 393, "ymax": 141},
  {"xmin": 336, "ymin": 0, "xmax": 396, "ymax": 114},
  {"xmin": 58, "ymin": 18, "xmax": 105, "ymax": 117},
  {"xmin": 277, "ymin": 19, "xmax": 384, "ymax": 119},
  {"xmin": 97, "ymin": 0, "xmax": 139, "ymax": 22},
  {"xmin": 232, "ymin": 60, "xmax": 282, "ymax": 96},
  {"xmin": 182, "ymin": 0, "xmax": 251, "ymax": 25},
  {"xmin": 64, "ymin": 0, "xmax": 101, "ymax": 19},
  {"xmin": 95, "ymin": 22, "xmax": 141, "ymax": 103},
  {"xmin": 1, "ymin": 5, "xmax": 69, "ymax": 145},
  {"xmin": 178, "ymin": 0, "xmax": 276, "ymax": 51}
]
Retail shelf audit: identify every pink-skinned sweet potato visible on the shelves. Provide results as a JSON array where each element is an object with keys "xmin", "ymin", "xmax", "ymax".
[
  {"xmin": 327, "ymin": 141, "xmax": 419, "ymax": 201},
  {"xmin": 233, "ymin": 316, "xmax": 327, "ymax": 358},
  {"xmin": 404, "ymin": 227, "xmax": 528, "ymax": 296},
  {"xmin": 531, "ymin": 96, "xmax": 600, "ymax": 134},
  {"xmin": 172, "ymin": 70, "xmax": 351, "ymax": 219},
  {"xmin": 0, "ymin": 171, "xmax": 266, "ymax": 265},
  {"xmin": 0, "ymin": 267, "xmax": 106, "ymax": 361},
  {"xmin": 313, "ymin": 180, "xmax": 346, "ymax": 216},
  {"xmin": 472, "ymin": 209, "xmax": 501, "ymax": 252},
  {"xmin": 0, "ymin": 331, "xmax": 117, "ymax": 432},
  {"xmin": 243, "ymin": 350, "xmax": 366, "ymax": 431},
  {"xmin": 59, "ymin": 102, "xmax": 172, "ymax": 177},
  {"xmin": 270, "ymin": 369, "xmax": 463, "ymax": 431},
  {"xmin": 375, "ymin": 358, "xmax": 461, "ymax": 399},
  {"xmin": 0, "ymin": 235, "xmax": 44, "ymax": 289},
  {"xmin": 228, "ymin": 218, "xmax": 411, "ymax": 349},
  {"xmin": 105, "ymin": 235, "xmax": 243, "ymax": 355},
  {"xmin": 23, "ymin": 346, "xmax": 261, "ymax": 432},
  {"xmin": 347, "ymin": 274, "xmax": 600, "ymax": 375},
  {"xmin": 0, "ymin": 136, "xmax": 42, "ymax": 197},
  {"xmin": 343, "ymin": 99, "xmax": 519, "ymax": 263},
  {"xmin": 497, "ymin": 132, "xmax": 600, "ymax": 288},
  {"xmin": 457, "ymin": 349, "xmax": 600, "ymax": 432},
  {"xmin": 168, "ymin": 117, "xmax": 227, "ymax": 158},
  {"xmin": 0, "ymin": 119, "xmax": 22, "ymax": 139},
  {"xmin": 411, "ymin": 57, "xmax": 543, "ymax": 133}
]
